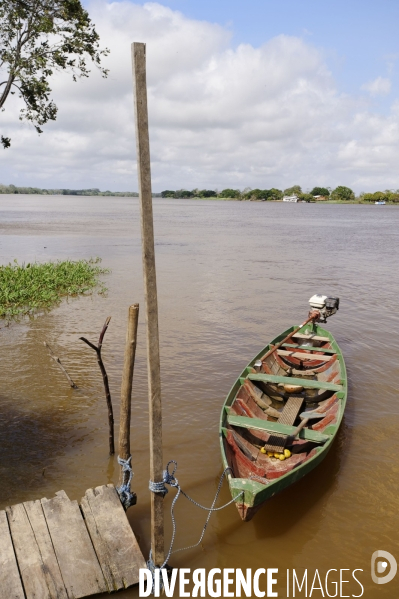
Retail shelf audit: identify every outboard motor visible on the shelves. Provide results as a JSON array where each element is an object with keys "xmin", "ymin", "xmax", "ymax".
[{"xmin": 308, "ymin": 294, "xmax": 340, "ymax": 323}]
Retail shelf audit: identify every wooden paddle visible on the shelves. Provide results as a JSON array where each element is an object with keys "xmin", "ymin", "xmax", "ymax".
[{"xmin": 285, "ymin": 411, "xmax": 326, "ymax": 446}]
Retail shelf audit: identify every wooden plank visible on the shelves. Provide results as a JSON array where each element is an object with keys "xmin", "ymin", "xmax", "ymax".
[
  {"xmin": 277, "ymin": 396, "xmax": 304, "ymax": 426},
  {"xmin": 81, "ymin": 485, "xmax": 146, "ymax": 590},
  {"xmin": 292, "ymin": 369, "xmax": 316, "ymax": 376},
  {"xmin": 24, "ymin": 500, "xmax": 67, "ymax": 599},
  {"xmin": 6, "ymin": 502, "xmax": 67, "ymax": 599},
  {"xmin": 292, "ymin": 333, "xmax": 330, "ymax": 342},
  {"xmin": 227, "ymin": 415, "xmax": 329, "ymax": 443},
  {"xmin": 282, "ymin": 343, "xmax": 337, "ymax": 354},
  {"xmin": 248, "ymin": 373, "xmax": 342, "ymax": 392},
  {"xmin": 0, "ymin": 510, "xmax": 25, "ymax": 599},
  {"xmin": 80, "ymin": 493, "xmax": 113, "ymax": 592},
  {"xmin": 41, "ymin": 492, "xmax": 106, "ymax": 598},
  {"xmin": 277, "ymin": 349, "xmax": 333, "ymax": 361}
]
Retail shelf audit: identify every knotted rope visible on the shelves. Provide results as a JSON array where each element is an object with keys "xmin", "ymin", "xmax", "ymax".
[
  {"xmin": 148, "ymin": 461, "xmax": 244, "ymax": 573},
  {"xmin": 148, "ymin": 460, "xmax": 179, "ymax": 497},
  {"xmin": 116, "ymin": 456, "xmax": 137, "ymax": 510}
]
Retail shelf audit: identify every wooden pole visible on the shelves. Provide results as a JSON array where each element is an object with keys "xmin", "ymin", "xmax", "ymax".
[
  {"xmin": 118, "ymin": 303, "xmax": 139, "ymax": 487},
  {"xmin": 132, "ymin": 42, "xmax": 164, "ymax": 566}
]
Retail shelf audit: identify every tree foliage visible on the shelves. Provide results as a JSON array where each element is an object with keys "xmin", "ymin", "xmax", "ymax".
[
  {"xmin": 268, "ymin": 188, "xmax": 283, "ymax": 200},
  {"xmin": 198, "ymin": 189, "xmax": 217, "ymax": 197},
  {"xmin": 1, "ymin": 134, "xmax": 10, "ymax": 147},
  {"xmin": 360, "ymin": 190, "xmax": 399, "ymax": 203},
  {"xmin": 161, "ymin": 187, "xmax": 285, "ymax": 201},
  {"xmin": 310, "ymin": 187, "xmax": 330, "ymax": 197},
  {"xmin": 330, "ymin": 186, "xmax": 355, "ymax": 201},
  {"xmin": 243, "ymin": 188, "xmax": 282, "ymax": 200},
  {"xmin": 161, "ymin": 190, "xmax": 176, "ymax": 198},
  {"xmin": 299, "ymin": 193, "xmax": 313, "ymax": 202},
  {"xmin": 219, "ymin": 188, "xmax": 241, "ymax": 198},
  {"xmin": 243, "ymin": 188, "xmax": 267, "ymax": 200},
  {"xmin": 174, "ymin": 189, "xmax": 194, "ymax": 198},
  {"xmin": 283, "ymin": 185, "xmax": 302, "ymax": 196},
  {"xmin": 0, "ymin": 183, "xmax": 139, "ymax": 196},
  {"xmin": 1, "ymin": 0, "xmax": 109, "ymax": 147}
]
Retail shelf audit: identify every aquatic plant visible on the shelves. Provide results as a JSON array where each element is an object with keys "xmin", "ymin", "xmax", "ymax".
[{"xmin": 0, "ymin": 258, "xmax": 109, "ymax": 318}]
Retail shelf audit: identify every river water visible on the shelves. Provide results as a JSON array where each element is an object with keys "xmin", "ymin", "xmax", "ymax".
[{"xmin": 0, "ymin": 196, "xmax": 398, "ymax": 598}]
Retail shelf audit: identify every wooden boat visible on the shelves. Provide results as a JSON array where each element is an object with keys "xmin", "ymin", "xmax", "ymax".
[{"xmin": 220, "ymin": 297, "xmax": 346, "ymax": 521}]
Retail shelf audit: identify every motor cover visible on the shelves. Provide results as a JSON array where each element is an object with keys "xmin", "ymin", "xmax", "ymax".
[{"xmin": 308, "ymin": 294, "xmax": 327, "ymax": 309}]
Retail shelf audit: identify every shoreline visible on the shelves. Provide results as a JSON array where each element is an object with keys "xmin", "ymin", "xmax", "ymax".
[{"xmin": 1, "ymin": 193, "xmax": 397, "ymax": 205}]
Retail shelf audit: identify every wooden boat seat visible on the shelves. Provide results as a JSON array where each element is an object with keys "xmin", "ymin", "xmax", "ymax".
[
  {"xmin": 227, "ymin": 415, "xmax": 329, "ymax": 443},
  {"xmin": 293, "ymin": 333, "xmax": 330, "ymax": 342},
  {"xmin": 292, "ymin": 369, "xmax": 316, "ymax": 376},
  {"xmin": 277, "ymin": 349, "xmax": 333, "ymax": 362},
  {"xmin": 282, "ymin": 343, "xmax": 337, "ymax": 354},
  {"xmin": 247, "ymin": 373, "xmax": 342, "ymax": 392}
]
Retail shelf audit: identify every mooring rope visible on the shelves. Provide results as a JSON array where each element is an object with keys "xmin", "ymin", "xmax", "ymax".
[
  {"xmin": 148, "ymin": 477, "xmax": 169, "ymax": 497},
  {"xmin": 148, "ymin": 461, "xmax": 244, "ymax": 573},
  {"xmin": 116, "ymin": 456, "xmax": 137, "ymax": 510}
]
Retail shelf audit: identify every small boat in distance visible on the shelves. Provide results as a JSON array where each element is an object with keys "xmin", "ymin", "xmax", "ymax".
[
  {"xmin": 375, "ymin": 201, "xmax": 386, "ymax": 205},
  {"xmin": 220, "ymin": 295, "xmax": 345, "ymax": 521}
]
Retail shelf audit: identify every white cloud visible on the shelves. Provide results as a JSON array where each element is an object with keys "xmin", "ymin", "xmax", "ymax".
[
  {"xmin": 1, "ymin": 1, "xmax": 399, "ymax": 192},
  {"xmin": 361, "ymin": 76, "xmax": 392, "ymax": 96}
]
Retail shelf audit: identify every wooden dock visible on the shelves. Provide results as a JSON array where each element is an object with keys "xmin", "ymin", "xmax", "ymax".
[{"xmin": 0, "ymin": 484, "xmax": 146, "ymax": 599}]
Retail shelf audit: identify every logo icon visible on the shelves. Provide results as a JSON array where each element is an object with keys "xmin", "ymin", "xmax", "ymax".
[{"xmin": 371, "ymin": 550, "xmax": 397, "ymax": 585}]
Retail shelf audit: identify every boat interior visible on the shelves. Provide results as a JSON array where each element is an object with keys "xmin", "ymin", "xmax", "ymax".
[{"xmin": 223, "ymin": 332, "xmax": 343, "ymax": 486}]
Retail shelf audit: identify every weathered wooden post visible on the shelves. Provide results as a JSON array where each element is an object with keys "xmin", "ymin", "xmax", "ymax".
[
  {"xmin": 118, "ymin": 303, "xmax": 139, "ymax": 481},
  {"xmin": 132, "ymin": 42, "xmax": 164, "ymax": 566}
]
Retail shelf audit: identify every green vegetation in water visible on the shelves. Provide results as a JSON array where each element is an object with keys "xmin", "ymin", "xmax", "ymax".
[{"xmin": 0, "ymin": 258, "xmax": 110, "ymax": 319}]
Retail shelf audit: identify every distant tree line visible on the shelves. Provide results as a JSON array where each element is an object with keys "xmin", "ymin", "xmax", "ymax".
[
  {"xmin": 2, "ymin": 183, "xmax": 399, "ymax": 203},
  {"xmin": 161, "ymin": 189, "xmax": 216, "ymax": 198},
  {"xmin": 161, "ymin": 188, "xmax": 286, "ymax": 200},
  {"xmin": 161, "ymin": 185, "xmax": 356, "ymax": 201},
  {"xmin": 359, "ymin": 190, "xmax": 399, "ymax": 203},
  {"xmin": 160, "ymin": 185, "xmax": 399, "ymax": 203},
  {"xmin": 0, "ymin": 184, "xmax": 140, "ymax": 196}
]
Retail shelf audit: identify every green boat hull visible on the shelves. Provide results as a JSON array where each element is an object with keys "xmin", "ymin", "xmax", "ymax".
[{"xmin": 219, "ymin": 323, "xmax": 347, "ymax": 521}]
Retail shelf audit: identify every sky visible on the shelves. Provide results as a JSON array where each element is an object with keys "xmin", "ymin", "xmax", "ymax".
[{"xmin": 1, "ymin": 0, "xmax": 399, "ymax": 193}]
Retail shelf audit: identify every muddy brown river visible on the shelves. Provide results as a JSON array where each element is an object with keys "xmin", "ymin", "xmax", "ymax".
[{"xmin": 0, "ymin": 196, "xmax": 398, "ymax": 598}]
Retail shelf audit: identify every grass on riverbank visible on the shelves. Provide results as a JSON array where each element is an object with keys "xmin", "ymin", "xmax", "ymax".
[{"xmin": 0, "ymin": 258, "xmax": 109, "ymax": 319}]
